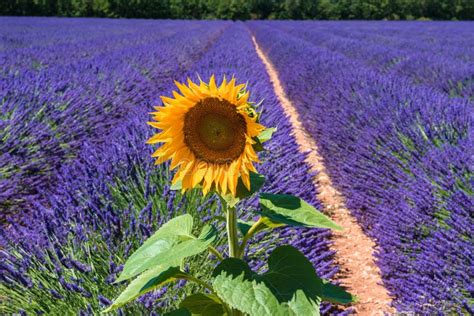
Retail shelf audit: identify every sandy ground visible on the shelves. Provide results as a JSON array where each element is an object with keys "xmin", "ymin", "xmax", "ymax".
[{"xmin": 252, "ymin": 35, "xmax": 395, "ymax": 315}]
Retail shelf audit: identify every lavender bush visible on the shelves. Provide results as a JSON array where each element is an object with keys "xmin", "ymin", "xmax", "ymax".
[
  {"xmin": 263, "ymin": 21, "xmax": 474, "ymax": 100},
  {"xmin": 249, "ymin": 21, "xmax": 473, "ymax": 315}
]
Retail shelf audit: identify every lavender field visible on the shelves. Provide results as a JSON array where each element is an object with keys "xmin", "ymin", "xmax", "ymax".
[{"xmin": 1, "ymin": 17, "xmax": 473, "ymax": 315}]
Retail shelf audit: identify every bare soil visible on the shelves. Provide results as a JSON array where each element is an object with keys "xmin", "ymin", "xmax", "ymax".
[{"xmin": 252, "ymin": 36, "xmax": 395, "ymax": 315}]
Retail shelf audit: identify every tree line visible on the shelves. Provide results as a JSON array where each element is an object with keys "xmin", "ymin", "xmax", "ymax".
[{"xmin": 1, "ymin": 0, "xmax": 473, "ymax": 20}]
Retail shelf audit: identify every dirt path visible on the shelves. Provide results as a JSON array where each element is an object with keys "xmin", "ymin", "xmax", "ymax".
[{"xmin": 252, "ymin": 35, "xmax": 395, "ymax": 315}]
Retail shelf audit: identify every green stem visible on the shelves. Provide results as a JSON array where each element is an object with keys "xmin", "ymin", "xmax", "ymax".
[
  {"xmin": 226, "ymin": 205, "xmax": 239, "ymax": 258},
  {"xmin": 223, "ymin": 200, "xmax": 242, "ymax": 316},
  {"xmin": 208, "ymin": 245, "xmax": 225, "ymax": 261},
  {"xmin": 237, "ymin": 217, "xmax": 265, "ymax": 259},
  {"xmin": 182, "ymin": 274, "xmax": 215, "ymax": 293}
]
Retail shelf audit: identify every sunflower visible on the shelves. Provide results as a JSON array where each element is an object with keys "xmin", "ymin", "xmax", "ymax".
[{"xmin": 147, "ymin": 75, "xmax": 265, "ymax": 197}]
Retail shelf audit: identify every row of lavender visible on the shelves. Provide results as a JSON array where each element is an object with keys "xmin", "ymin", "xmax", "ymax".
[
  {"xmin": 0, "ymin": 17, "xmax": 230, "ymax": 314},
  {"xmin": 249, "ymin": 21, "xmax": 473, "ymax": 314},
  {"xmin": 0, "ymin": 17, "xmax": 209, "ymax": 221},
  {"xmin": 0, "ymin": 18, "xmax": 345, "ymax": 314},
  {"xmin": 270, "ymin": 21, "xmax": 474, "ymax": 100},
  {"xmin": 273, "ymin": 21, "xmax": 474, "ymax": 61}
]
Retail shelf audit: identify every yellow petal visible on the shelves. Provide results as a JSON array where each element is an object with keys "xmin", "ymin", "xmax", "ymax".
[
  {"xmin": 175, "ymin": 80, "xmax": 200, "ymax": 102},
  {"xmin": 218, "ymin": 76, "xmax": 227, "ymax": 96},
  {"xmin": 203, "ymin": 165, "xmax": 215, "ymax": 194},
  {"xmin": 228, "ymin": 159, "xmax": 241, "ymax": 196},
  {"xmin": 237, "ymin": 91, "xmax": 249, "ymax": 106},
  {"xmin": 191, "ymin": 162, "xmax": 207, "ymax": 187},
  {"xmin": 209, "ymin": 75, "xmax": 218, "ymax": 96},
  {"xmin": 170, "ymin": 147, "xmax": 191, "ymax": 170},
  {"xmin": 219, "ymin": 165, "xmax": 228, "ymax": 195},
  {"xmin": 241, "ymin": 171, "xmax": 250, "ymax": 191}
]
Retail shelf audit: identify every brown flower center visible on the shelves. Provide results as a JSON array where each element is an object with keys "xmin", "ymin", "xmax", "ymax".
[{"xmin": 184, "ymin": 97, "xmax": 247, "ymax": 164}]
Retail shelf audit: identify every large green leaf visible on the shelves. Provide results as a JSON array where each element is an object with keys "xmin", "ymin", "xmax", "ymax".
[
  {"xmin": 164, "ymin": 308, "xmax": 192, "ymax": 316},
  {"xmin": 260, "ymin": 245, "xmax": 323, "ymax": 302},
  {"xmin": 259, "ymin": 193, "xmax": 342, "ymax": 231},
  {"xmin": 286, "ymin": 290, "xmax": 321, "ymax": 315},
  {"xmin": 321, "ymin": 280, "xmax": 358, "ymax": 304},
  {"xmin": 212, "ymin": 272, "xmax": 319, "ymax": 316},
  {"xmin": 179, "ymin": 293, "xmax": 225, "ymax": 316},
  {"xmin": 213, "ymin": 272, "xmax": 286, "ymax": 316},
  {"xmin": 121, "ymin": 227, "xmax": 216, "ymax": 282},
  {"xmin": 212, "ymin": 246, "xmax": 324, "ymax": 315},
  {"xmin": 116, "ymin": 219, "xmax": 214, "ymax": 283},
  {"xmin": 212, "ymin": 257, "xmax": 255, "ymax": 280},
  {"xmin": 144, "ymin": 213, "xmax": 194, "ymax": 242},
  {"xmin": 237, "ymin": 219, "xmax": 253, "ymax": 236},
  {"xmin": 104, "ymin": 265, "xmax": 184, "ymax": 312},
  {"xmin": 198, "ymin": 224, "xmax": 218, "ymax": 241}
]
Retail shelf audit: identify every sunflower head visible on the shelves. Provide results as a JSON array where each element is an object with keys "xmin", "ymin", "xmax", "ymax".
[{"xmin": 147, "ymin": 75, "xmax": 265, "ymax": 197}]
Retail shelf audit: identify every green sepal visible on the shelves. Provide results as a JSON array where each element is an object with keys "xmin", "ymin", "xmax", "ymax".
[
  {"xmin": 253, "ymin": 127, "xmax": 276, "ymax": 152},
  {"xmin": 258, "ymin": 193, "xmax": 343, "ymax": 231},
  {"xmin": 179, "ymin": 293, "xmax": 226, "ymax": 315},
  {"xmin": 257, "ymin": 127, "xmax": 276, "ymax": 143},
  {"xmin": 252, "ymin": 137, "xmax": 265, "ymax": 152},
  {"xmin": 170, "ymin": 180, "xmax": 203, "ymax": 193}
]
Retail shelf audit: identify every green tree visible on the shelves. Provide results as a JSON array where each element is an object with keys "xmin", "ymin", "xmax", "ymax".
[{"xmin": 1, "ymin": 0, "xmax": 472, "ymax": 20}]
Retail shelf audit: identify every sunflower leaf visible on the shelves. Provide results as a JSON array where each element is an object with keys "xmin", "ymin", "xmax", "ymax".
[
  {"xmin": 258, "ymin": 193, "xmax": 343, "ymax": 231},
  {"xmin": 258, "ymin": 245, "xmax": 323, "ymax": 302},
  {"xmin": 104, "ymin": 265, "xmax": 186, "ymax": 312},
  {"xmin": 212, "ymin": 246, "xmax": 323, "ymax": 315},
  {"xmin": 286, "ymin": 290, "xmax": 321, "ymax": 316},
  {"xmin": 198, "ymin": 224, "xmax": 218, "ymax": 241},
  {"xmin": 115, "ymin": 214, "xmax": 193, "ymax": 282},
  {"xmin": 237, "ymin": 219, "xmax": 254, "ymax": 236},
  {"xmin": 321, "ymin": 280, "xmax": 358, "ymax": 304},
  {"xmin": 179, "ymin": 293, "xmax": 225, "ymax": 316},
  {"xmin": 116, "ymin": 215, "xmax": 216, "ymax": 283},
  {"xmin": 163, "ymin": 308, "xmax": 192, "ymax": 316},
  {"xmin": 212, "ymin": 272, "xmax": 286, "ymax": 316}
]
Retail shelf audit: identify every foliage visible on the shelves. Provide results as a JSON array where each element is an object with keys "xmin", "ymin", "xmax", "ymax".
[
  {"xmin": 1, "ymin": 0, "xmax": 473, "ymax": 20},
  {"xmin": 105, "ymin": 168, "xmax": 355, "ymax": 315}
]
